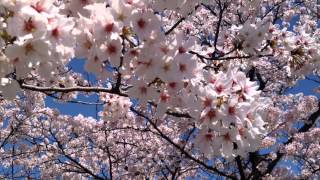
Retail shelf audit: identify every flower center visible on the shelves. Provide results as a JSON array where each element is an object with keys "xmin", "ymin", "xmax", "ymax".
[
  {"xmin": 24, "ymin": 19, "xmax": 36, "ymax": 33},
  {"xmin": 228, "ymin": 106, "xmax": 236, "ymax": 115},
  {"xmin": 179, "ymin": 63, "xmax": 186, "ymax": 72},
  {"xmin": 137, "ymin": 18, "xmax": 146, "ymax": 29},
  {"xmin": 206, "ymin": 109, "xmax": 216, "ymax": 119},
  {"xmin": 105, "ymin": 23, "xmax": 114, "ymax": 33},
  {"xmin": 107, "ymin": 44, "xmax": 117, "ymax": 54},
  {"xmin": 51, "ymin": 28, "xmax": 59, "ymax": 38},
  {"xmin": 223, "ymin": 133, "xmax": 231, "ymax": 141}
]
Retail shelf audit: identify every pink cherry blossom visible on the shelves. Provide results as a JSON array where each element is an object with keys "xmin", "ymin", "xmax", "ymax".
[{"xmin": 0, "ymin": 1, "xmax": 319, "ymax": 179}]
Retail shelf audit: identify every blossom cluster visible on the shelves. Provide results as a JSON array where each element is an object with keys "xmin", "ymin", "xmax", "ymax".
[
  {"xmin": 191, "ymin": 67, "xmax": 270, "ymax": 158},
  {"xmin": 0, "ymin": 0, "xmax": 319, "ymax": 179}
]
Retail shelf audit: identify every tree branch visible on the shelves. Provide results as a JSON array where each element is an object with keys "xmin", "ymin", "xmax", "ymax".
[
  {"xmin": 189, "ymin": 50, "xmax": 273, "ymax": 61},
  {"xmin": 213, "ymin": 1, "xmax": 227, "ymax": 50},
  {"xmin": 236, "ymin": 156, "xmax": 246, "ymax": 180},
  {"xmin": 165, "ymin": 17, "xmax": 185, "ymax": 35},
  {"xmin": 19, "ymin": 83, "xmax": 128, "ymax": 97}
]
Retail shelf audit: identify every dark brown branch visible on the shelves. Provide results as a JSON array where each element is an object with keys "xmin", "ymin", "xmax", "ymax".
[
  {"xmin": 106, "ymin": 147, "xmax": 113, "ymax": 180},
  {"xmin": 236, "ymin": 156, "xmax": 246, "ymax": 180},
  {"xmin": 166, "ymin": 109, "xmax": 192, "ymax": 119},
  {"xmin": 247, "ymin": 152, "xmax": 262, "ymax": 180},
  {"xmin": 19, "ymin": 83, "xmax": 128, "ymax": 97},
  {"xmin": 164, "ymin": 4, "xmax": 202, "ymax": 36},
  {"xmin": 189, "ymin": 50, "xmax": 273, "ymax": 61},
  {"xmin": 213, "ymin": 1, "xmax": 227, "ymax": 49},
  {"xmin": 165, "ymin": 17, "xmax": 185, "ymax": 35}
]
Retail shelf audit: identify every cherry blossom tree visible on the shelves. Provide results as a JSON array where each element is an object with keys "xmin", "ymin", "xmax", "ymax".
[{"xmin": 0, "ymin": 0, "xmax": 319, "ymax": 179}]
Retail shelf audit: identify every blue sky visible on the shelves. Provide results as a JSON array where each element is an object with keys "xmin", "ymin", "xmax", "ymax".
[{"xmin": 286, "ymin": 75, "xmax": 320, "ymax": 98}]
